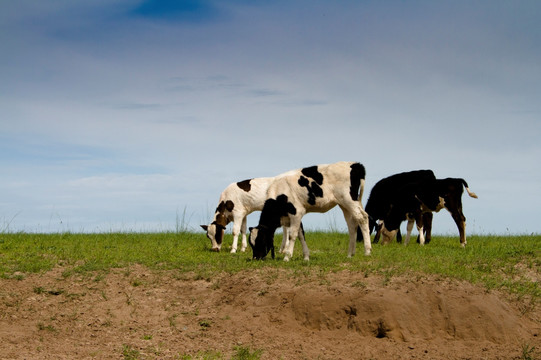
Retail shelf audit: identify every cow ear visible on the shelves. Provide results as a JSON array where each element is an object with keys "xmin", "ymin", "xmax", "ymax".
[
  {"xmin": 200, "ymin": 225, "xmax": 208, "ymax": 231},
  {"xmin": 249, "ymin": 227, "xmax": 254, "ymax": 231},
  {"xmin": 225, "ymin": 200, "xmax": 235, "ymax": 212}
]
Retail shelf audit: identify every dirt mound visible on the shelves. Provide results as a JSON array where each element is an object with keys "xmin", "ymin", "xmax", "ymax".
[
  {"xmin": 0, "ymin": 266, "xmax": 539, "ymax": 359},
  {"xmin": 290, "ymin": 277, "xmax": 529, "ymax": 343}
]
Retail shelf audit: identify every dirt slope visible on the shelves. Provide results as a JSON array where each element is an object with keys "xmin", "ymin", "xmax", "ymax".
[{"xmin": 0, "ymin": 266, "xmax": 539, "ymax": 359}]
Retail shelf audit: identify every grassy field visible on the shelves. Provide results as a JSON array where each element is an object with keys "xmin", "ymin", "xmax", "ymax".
[{"xmin": 0, "ymin": 232, "xmax": 539, "ymax": 302}]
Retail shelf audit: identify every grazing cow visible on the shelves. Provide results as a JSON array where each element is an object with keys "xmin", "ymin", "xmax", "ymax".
[
  {"xmin": 376, "ymin": 180, "xmax": 445, "ymax": 245},
  {"xmin": 249, "ymin": 161, "xmax": 372, "ymax": 261},
  {"xmin": 378, "ymin": 177, "xmax": 478, "ymax": 247},
  {"xmin": 201, "ymin": 175, "xmax": 295, "ymax": 253},
  {"xmin": 362, "ymin": 170, "xmax": 437, "ymax": 243}
]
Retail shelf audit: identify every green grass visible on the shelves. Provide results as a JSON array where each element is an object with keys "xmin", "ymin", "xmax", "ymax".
[{"xmin": 0, "ymin": 232, "xmax": 539, "ymax": 302}]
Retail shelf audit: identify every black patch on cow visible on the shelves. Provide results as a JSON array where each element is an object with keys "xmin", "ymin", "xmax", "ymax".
[
  {"xmin": 298, "ymin": 175, "xmax": 323, "ymax": 205},
  {"xmin": 258, "ymin": 195, "xmax": 296, "ymax": 230},
  {"xmin": 301, "ymin": 166, "xmax": 323, "ymax": 185},
  {"xmin": 277, "ymin": 194, "xmax": 297, "ymax": 216},
  {"xmin": 215, "ymin": 200, "xmax": 234, "ymax": 214},
  {"xmin": 236, "ymin": 179, "xmax": 252, "ymax": 192},
  {"xmin": 349, "ymin": 163, "xmax": 365, "ymax": 201},
  {"xmin": 214, "ymin": 200, "xmax": 235, "ymax": 227},
  {"xmin": 210, "ymin": 221, "xmax": 226, "ymax": 244}
]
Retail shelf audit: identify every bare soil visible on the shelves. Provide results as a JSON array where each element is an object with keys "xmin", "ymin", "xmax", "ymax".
[{"xmin": 0, "ymin": 265, "xmax": 539, "ymax": 359}]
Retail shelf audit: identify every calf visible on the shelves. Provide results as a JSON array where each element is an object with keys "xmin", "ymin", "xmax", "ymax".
[
  {"xmin": 249, "ymin": 161, "xmax": 372, "ymax": 261},
  {"xmin": 379, "ymin": 177, "xmax": 478, "ymax": 246},
  {"xmin": 201, "ymin": 175, "xmax": 294, "ymax": 253},
  {"xmin": 362, "ymin": 170, "xmax": 436, "ymax": 243}
]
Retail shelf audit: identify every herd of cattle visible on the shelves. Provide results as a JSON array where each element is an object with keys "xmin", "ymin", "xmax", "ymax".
[{"xmin": 201, "ymin": 161, "xmax": 478, "ymax": 261}]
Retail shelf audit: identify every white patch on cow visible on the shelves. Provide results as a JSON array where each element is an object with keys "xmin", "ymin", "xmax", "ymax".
[
  {"xmin": 435, "ymin": 196, "xmax": 445, "ymax": 212},
  {"xmin": 206, "ymin": 224, "xmax": 221, "ymax": 251},
  {"xmin": 249, "ymin": 228, "xmax": 258, "ymax": 247},
  {"xmin": 418, "ymin": 225, "xmax": 425, "ymax": 245},
  {"xmin": 404, "ymin": 218, "xmax": 415, "ymax": 245},
  {"xmin": 279, "ymin": 227, "xmax": 290, "ymax": 253},
  {"xmin": 380, "ymin": 224, "xmax": 397, "ymax": 245}
]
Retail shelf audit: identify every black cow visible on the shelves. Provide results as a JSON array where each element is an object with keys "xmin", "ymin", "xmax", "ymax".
[
  {"xmin": 376, "ymin": 179, "xmax": 445, "ymax": 245},
  {"xmin": 368, "ymin": 174, "xmax": 478, "ymax": 247},
  {"xmin": 358, "ymin": 170, "xmax": 436, "ymax": 243}
]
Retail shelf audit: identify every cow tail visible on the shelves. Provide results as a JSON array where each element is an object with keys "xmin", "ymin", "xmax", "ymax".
[{"xmin": 461, "ymin": 179, "xmax": 478, "ymax": 199}]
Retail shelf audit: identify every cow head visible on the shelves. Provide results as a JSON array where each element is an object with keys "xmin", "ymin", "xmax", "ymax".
[
  {"xmin": 200, "ymin": 223, "xmax": 226, "ymax": 251},
  {"xmin": 248, "ymin": 226, "xmax": 275, "ymax": 260},
  {"xmin": 201, "ymin": 200, "xmax": 234, "ymax": 252}
]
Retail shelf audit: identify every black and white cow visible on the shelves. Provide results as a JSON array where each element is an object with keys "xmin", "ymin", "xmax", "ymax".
[
  {"xmin": 249, "ymin": 161, "xmax": 372, "ymax": 261},
  {"xmin": 201, "ymin": 174, "xmax": 295, "ymax": 253}
]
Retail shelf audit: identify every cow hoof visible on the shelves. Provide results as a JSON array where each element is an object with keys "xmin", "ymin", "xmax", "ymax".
[
  {"xmin": 240, "ymin": 247, "xmax": 246, "ymax": 252},
  {"xmin": 303, "ymin": 256, "xmax": 310, "ymax": 261},
  {"xmin": 230, "ymin": 249, "xmax": 237, "ymax": 254},
  {"xmin": 211, "ymin": 248, "xmax": 220, "ymax": 252},
  {"xmin": 283, "ymin": 256, "xmax": 290, "ymax": 262},
  {"xmin": 364, "ymin": 249, "xmax": 371, "ymax": 256}
]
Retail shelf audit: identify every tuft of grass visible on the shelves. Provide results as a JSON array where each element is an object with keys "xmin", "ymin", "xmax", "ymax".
[
  {"xmin": 231, "ymin": 346, "xmax": 263, "ymax": 360},
  {"xmin": 520, "ymin": 343, "xmax": 538, "ymax": 360},
  {"xmin": 122, "ymin": 344, "xmax": 141, "ymax": 360},
  {"xmin": 37, "ymin": 322, "xmax": 57, "ymax": 332},
  {"xmin": 199, "ymin": 319, "xmax": 212, "ymax": 330}
]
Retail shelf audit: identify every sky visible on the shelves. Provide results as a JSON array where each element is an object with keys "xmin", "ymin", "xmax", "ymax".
[{"xmin": 1, "ymin": 0, "xmax": 540, "ymax": 236}]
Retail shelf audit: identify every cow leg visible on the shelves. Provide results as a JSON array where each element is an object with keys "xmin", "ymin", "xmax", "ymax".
[
  {"xmin": 279, "ymin": 226, "xmax": 289, "ymax": 253},
  {"xmin": 445, "ymin": 196, "xmax": 468, "ymax": 247},
  {"xmin": 374, "ymin": 221, "xmax": 383, "ymax": 243},
  {"xmin": 396, "ymin": 227, "xmax": 403, "ymax": 243},
  {"xmin": 283, "ymin": 216, "xmax": 302, "ymax": 261},
  {"xmin": 343, "ymin": 206, "xmax": 371, "ymax": 256},
  {"xmin": 404, "ymin": 218, "xmax": 415, "ymax": 245},
  {"xmin": 422, "ymin": 212, "xmax": 433, "ymax": 244},
  {"xmin": 298, "ymin": 223, "xmax": 310, "ymax": 261},
  {"xmin": 283, "ymin": 232, "xmax": 297, "ymax": 261},
  {"xmin": 413, "ymin": 211, "xmax": 425, "ymax": 245},
  {"xmin": 230, "ymin": 217, "xmax": 243, "ymax": 253},
  {"xmin": 239, "ymin": 216, "xmax": 248, "ymax": 252},
  {"xmin": 343, "ymin": 212, "xmax": 358, "ymax": 257},
  {"xmin": 357, "ymin": 208, "xmax": 372, "ymax": 256},
  {"xmin": 450, "ymin": 210, "xmax": 467, "ymax": 247},
  {"xmin": 417, "ymin": 223, "xmax": 425, "ymax": 245}
]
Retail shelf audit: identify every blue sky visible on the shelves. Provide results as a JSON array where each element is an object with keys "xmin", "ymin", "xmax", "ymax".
[{"xmin": 1, "ymin": 0, "xmax": 540, "ymax": 235}]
